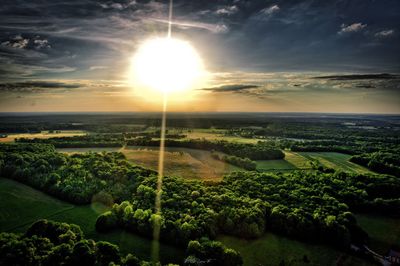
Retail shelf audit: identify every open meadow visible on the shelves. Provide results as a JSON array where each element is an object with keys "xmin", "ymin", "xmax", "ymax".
[
  {"xmin": 0, "ymin": 130, "xmax": 87, "ymax": 143},
  {"xmin": 218, "ymin": 234, "xmax": 375, "ymax": 266},
  {"xmin": 0, "ymin": 178, "xmax": 184, "ymax": 264}
]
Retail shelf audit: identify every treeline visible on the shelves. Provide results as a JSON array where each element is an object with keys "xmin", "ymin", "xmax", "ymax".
[
  {"xmin": 124, "ymin": 131, "xmax": 186, "ymax": 139},
  {"xmin": 127, "ymin": 138, "xmax": 285, "ymax": 160},
  {"xmin": 290, "ymin": 143, "xmax": 357, "ymax": 155},
  {"xmin": 0, "ymin": 143, "xmax": 154, "ymax": 204},
  {"xmin": 0, "ymin": 219, "xmax": 149, "ymax": 265},
  {"xmin": 211, "ymin": 152, "xmax": 257, "ymax": 170},
  {"xmin": 0, "ymin": 219, "xmax": 242, "ymax": 266},
  {"xmin": 16, "ymin": 134, "xmax": 124, "ymax": 148},
  {"xmin": 97, "ymin": 169, "xmax": 400, "ymax": 250},
  {"xmin": 350, "ymin": 152, "xmax": 400, "ymax": 177}
]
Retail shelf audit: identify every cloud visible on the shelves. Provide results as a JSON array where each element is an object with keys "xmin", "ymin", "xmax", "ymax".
[
  {"xmin": 0, "ymin": 0, "xmax": 399, "ymax": 80},
  {"xmin": 215, "ymin": 5, "xmax": 238, "ymax": 16},
  {"xmin": 89, "ymin": 66, "xmax": 108, "ymax": 70},
  {"xmin": 0, "ymin": 81, "xmax": 81, "ymax": 93},
  {"xmin": 261, "ymin": 5, "xmax": 280, "ymax": 15},
  {"xmin": 312, "ymin": 73, "xmax": 399, "ymax": 80},
  {"xmin": 99, "ymin": 0, "xmax": 136, "ymax": 10},
  {"xmin": 1, "ymin": 35, "xmax": 29, "ymax": 49},
  {"xmin": 152, "ymin": 18, "xmax": 229, "ymax": 34},
  {"xmin": 1, "ymin": 35, "xmax": 50, "ymax": 50},
  {"xmin": 202, "ymin": 84, "xmax": 259, "ymax": 92},
  {"xmin": 338, "ymin": 23, "xmax": 367, "ymax": 34},
  {"xmin": 375, "ymin": 29, "xmax": 394, "ymax": 38},
  {"xmin": 33, "ymin": 39, "xmax": 51, "ymax": 49}
]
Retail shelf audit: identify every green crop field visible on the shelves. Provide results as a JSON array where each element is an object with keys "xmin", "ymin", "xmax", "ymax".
[
  {"xmin": 256, "ymin": 159, "xmax": 298, "ymax": 171},
  {"xmin": 0, "ymin": 178, "xmax": 73, "ymax": 231},
  {"xmin": 0, "ymin": 178, "xmax": 184, "ymax": 264},
  {"xmin": 218, "ymin": 233, "xmax": 374, "ymax": 266},
  {"xmin": 256, "ymin": 151, "xmax": 374, "ymax": 174},
  {"xmin": 298, "ymin": 152, "xmax": 373, "ymax": 174}
]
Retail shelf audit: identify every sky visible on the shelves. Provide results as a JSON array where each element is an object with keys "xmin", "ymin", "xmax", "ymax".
[{"xmin": 0, "ymin": 0, "xmax": 399, "ymax": 113}]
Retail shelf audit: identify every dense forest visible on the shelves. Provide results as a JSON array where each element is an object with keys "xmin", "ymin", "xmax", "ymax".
[
  {"xmin": 96, "ymin": 170, "xmax": 400, "ymax": 250},
  {"xmin": 16, "ymin": 134, "xmax": 124, "ymax": 148},
  {"xmin": 350, "ymin": 152, "xmax": 400, "ymax": 177},
  {"xmin": 0, "ymin": 143, "xmax": 154, "ymax": 204},
  {"xmin": 0, "ymin": 219, "xmax": 135, "ymax": 266},
  {"xmin": 0, "ymin": 219, "xmax": 241, "ymax": 265}
]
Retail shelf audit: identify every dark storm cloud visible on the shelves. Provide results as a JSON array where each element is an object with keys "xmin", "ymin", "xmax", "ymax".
[
  {"xmin": 202, "ymin": 84, "xmax": 259, "ymax": 92},
  {"xmin": 0, "ymin": 81, "xmax": 81, "ymax": 93},
  {"xmin": 312, "ymin": 73, "xmax": 400, "ymax": 80}
]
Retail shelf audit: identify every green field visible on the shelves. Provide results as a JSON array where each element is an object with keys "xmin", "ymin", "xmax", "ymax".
[
  {"xmin": 217, "ymin": 213, "xmax": 400, "ymax": 266},
  {"xmin": 0, "ymin": 178, "xmax": 73, "ymax": 231},
  {"xmin": 356, "ymin": 214, "xmax": 400, "ymax": 254},
  {"xmin": 0, "ymin": 178, "xmax": 184, "ymax": 264},
  {"xmin": 256, "ymin": 159, "xmax": 298, "ymax": 171},
  {"xmin": 218, "ymin": 233, "xmax": 373, "ymax": 266},
  {"xmin": 256, "ymin": 151, "xmax": 373, "ymax": 174},
  {"xmin": 299, "ymin": 152, "xmax": 373, "ymax": 174}
]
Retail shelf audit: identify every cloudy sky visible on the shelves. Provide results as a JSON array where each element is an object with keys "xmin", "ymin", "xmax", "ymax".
[{"xmin": 0, "ymin": 0, "xmax": 399, "ymax": 113}]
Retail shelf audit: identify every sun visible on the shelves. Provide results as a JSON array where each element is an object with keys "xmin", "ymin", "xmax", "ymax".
[{"xmin": 131, "ymin": 37, "xmax": 205, "ymax": 93}]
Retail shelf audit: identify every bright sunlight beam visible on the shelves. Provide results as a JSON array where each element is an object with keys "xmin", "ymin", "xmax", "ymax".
[{"xmin": 131, "ymin": 37, "xmax": 204, "ymax": 93}]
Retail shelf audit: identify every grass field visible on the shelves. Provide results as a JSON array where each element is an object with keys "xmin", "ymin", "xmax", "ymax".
[
  {"xmin": 256, "ymin": 159, "xmax": 298, "ymax": 171},
  {"xmin": 164, "ymin": 128, "xmax": 261, "ymax": 144},
  {"xmin": 0, "ymin": 178, "xmax": 73, "ymax": 231},
  {"xmin": 0, "ymin": 178, "xmax": 184, "ymax": 264},
  {"xmin": 0, "ymin": 130, "xmax": 87, "ymax": 143},
  {"xmin": 256, "ymin": 151, "xmax": 373, "ymax": 174},
  {"xmin": 356, "ymin": 214, "xmax": 400, "ymax": 254},
  {"xmin": 218, "ymin": 233, "xmax": 374, "ymax": 266},
  {"xmin": 298, "ymin": 152, "xmax": 373, "ymax": 174}
]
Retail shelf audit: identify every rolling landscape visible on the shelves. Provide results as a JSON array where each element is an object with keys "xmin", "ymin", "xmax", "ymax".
[
  {"xmin": 0, "ymin": 113, "xmax": 399, "ymax": 265},
  {"xmin": 0, "ymin": 0, "xmax": 399, "ymax": 265}
]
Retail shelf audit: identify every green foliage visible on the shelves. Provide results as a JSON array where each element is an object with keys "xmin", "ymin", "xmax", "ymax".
[
  {"xmin": 350, "ymin": 152, "xmax": 400, "ymax": 177},
  {"xmin": 16, "ymin": 134, "xmax": 124, "ymax": 148},
  {"xmin": 0, "ymin": 143, "xmax": 154, "ymax": 204},
  {"xmin": 212, "ymin": 152, "xmax": 257, "ymax": 171},
  {"xmin": 184, "ymin": 239, "xmax": 243, "ymax": 266},
  {"xmin": 0, "ymin": 219, "xmax": 150, "ymax": 266},
  {"xmin": 98, "ymin": 168, "xmax": 400, "ymax": 249}
]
